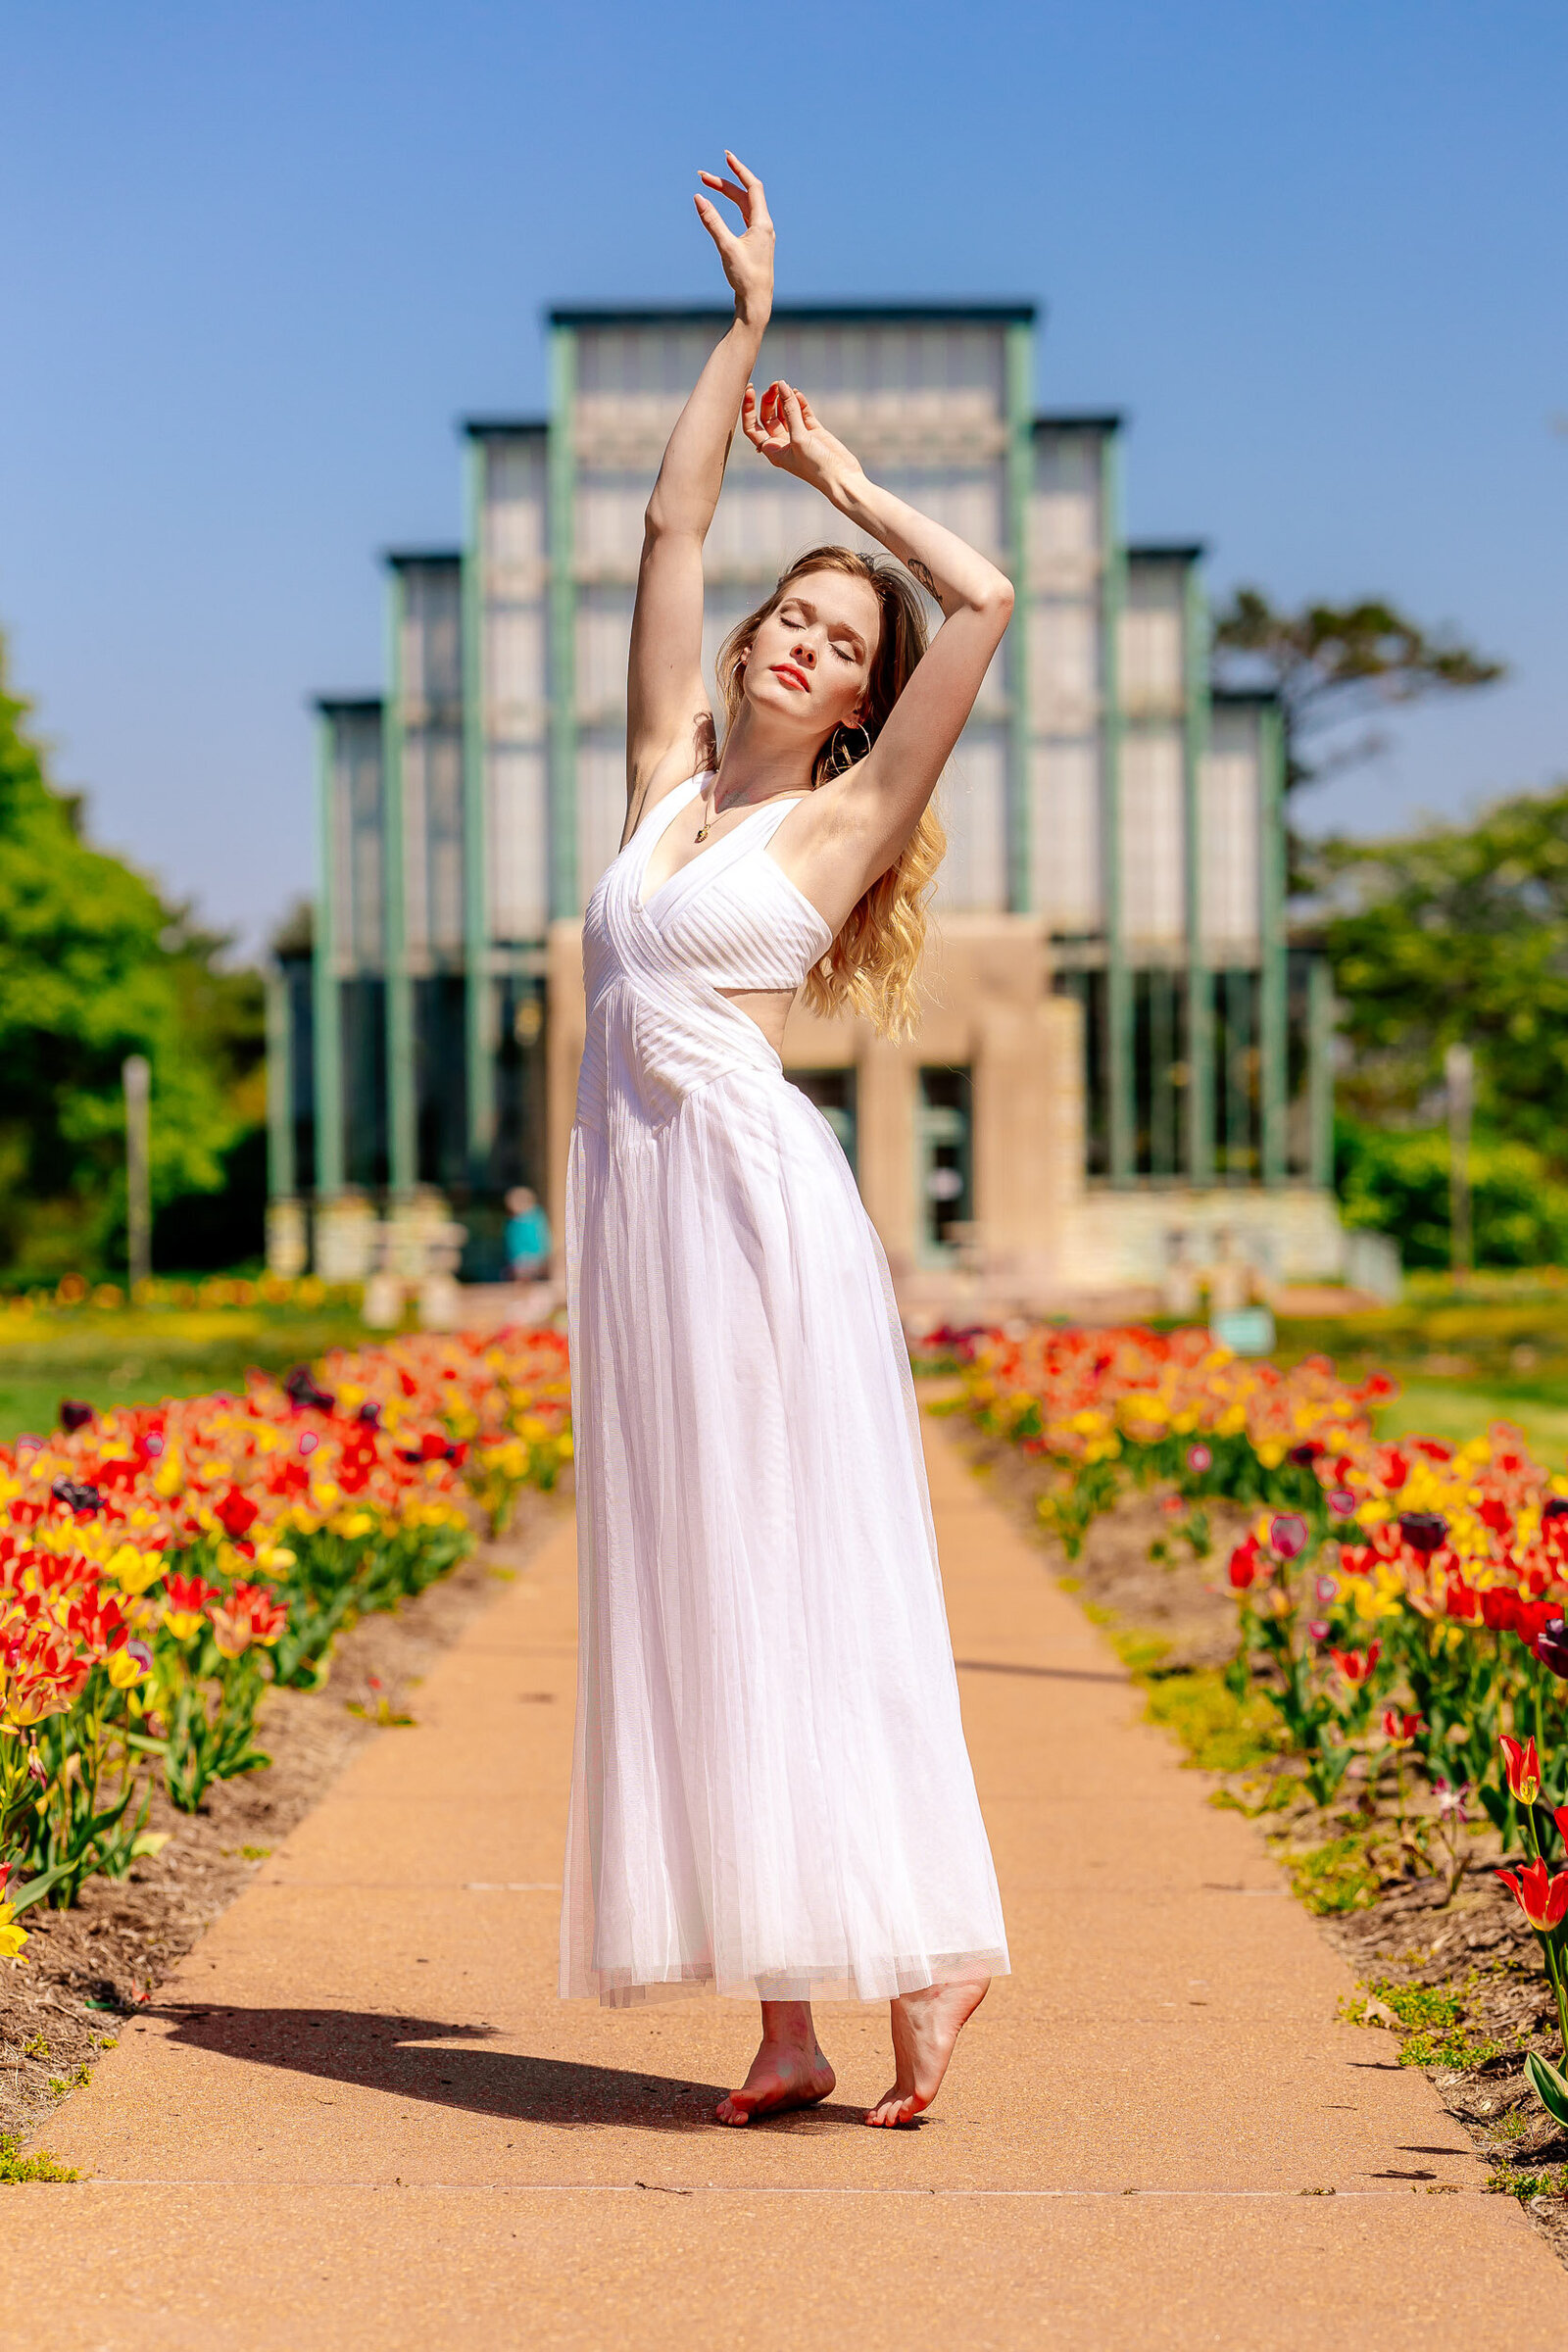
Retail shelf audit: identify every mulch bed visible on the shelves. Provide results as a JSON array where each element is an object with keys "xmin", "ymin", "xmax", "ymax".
[
  {"xmin": 950, "ymin": 1415, "xmax": 1568, "ymax": 2260},
  {"xmin": 1, "ymin": 1486, "xmax": 565, "ymax": 2155}
]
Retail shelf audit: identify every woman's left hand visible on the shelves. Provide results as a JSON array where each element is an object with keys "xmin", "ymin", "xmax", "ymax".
[{"xmin": 741, "ymin": 381, "xmax": 862, "ymax": 502}]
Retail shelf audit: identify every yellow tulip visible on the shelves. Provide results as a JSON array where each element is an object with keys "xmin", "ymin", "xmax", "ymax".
[{"xmin": 108, "ymin": 1544, "xmax": 164, "ymax": 1596}]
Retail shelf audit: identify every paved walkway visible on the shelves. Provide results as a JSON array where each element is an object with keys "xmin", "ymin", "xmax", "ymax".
[{"xmin": 7, "ymin": 1423, "xmax": 1564, "ymax": 2348}]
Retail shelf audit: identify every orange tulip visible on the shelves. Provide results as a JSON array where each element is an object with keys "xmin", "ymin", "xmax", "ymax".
[
  {"xmin": 1497, "ymin": 1856, "xmax": 1568, "ymax": 1936},
  {"xmin": 1500, "ymin": 1734, "xmax": 1543, "ymax": 1808}
]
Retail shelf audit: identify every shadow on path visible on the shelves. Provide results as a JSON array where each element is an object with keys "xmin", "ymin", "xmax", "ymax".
[
  {"xmin": 153, "ymin": 2005, "xmax": 867, "ymax": 2134},
  {"xmin": 955, "ymin": 1657, "xmax": 1128, "ymax": 1687}
]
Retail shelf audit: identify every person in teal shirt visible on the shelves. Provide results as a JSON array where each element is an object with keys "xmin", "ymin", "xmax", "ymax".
[{"xmin": 504, "ymin": 1186, "xmax": 552, "ymax": 1282}]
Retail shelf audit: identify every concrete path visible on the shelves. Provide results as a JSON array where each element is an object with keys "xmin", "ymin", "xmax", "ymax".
[{"xmin": 6, "ymin": 1422, "xmax": 1563, "ymax": 2349}]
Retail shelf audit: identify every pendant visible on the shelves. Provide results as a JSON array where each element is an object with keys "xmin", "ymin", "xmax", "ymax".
[{"xmin": 695, "ymin": 817, "xmax": 710, "ymax": 843}]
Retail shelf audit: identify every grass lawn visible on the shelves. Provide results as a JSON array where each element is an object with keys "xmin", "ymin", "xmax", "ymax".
[
  {"xmin": 0, "ymin": 1304, "xmax": 373, "ymax": 1442},
  {"xmin": 1275, "ymin": 1272, "xmax": 1568, "ymax": 1465},
  {"xmin": 11, "ymin": 1268, "xmax": 1568, "ymax": 1467}
]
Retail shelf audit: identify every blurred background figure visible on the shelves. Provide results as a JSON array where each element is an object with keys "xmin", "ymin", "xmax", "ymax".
[{"xmin": 504, "ymin": 1186, "xmax": 554, "ymax": 1315}]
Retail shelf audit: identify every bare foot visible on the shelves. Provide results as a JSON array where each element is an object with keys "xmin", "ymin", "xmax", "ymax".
[
  {"xmin": 715, "ymin": 2033, "xmax": 835, "ymax": 2127},
  {"xmin": 864, "ymin": 1976, "xmax": 990, "ymax": 2128}
]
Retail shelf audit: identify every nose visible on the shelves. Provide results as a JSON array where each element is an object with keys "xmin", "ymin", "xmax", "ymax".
[{"xmin": 791, "ymin": 638, "xmax": 815, "ymax": 667}]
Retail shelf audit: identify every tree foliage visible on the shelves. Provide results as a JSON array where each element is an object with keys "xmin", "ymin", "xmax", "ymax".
[
  {"xmin": 0, "ymin": 635, "xmax": 264, "ymax": 1278},
  {"xmin": 1212, "ymin": 588, "xmax": 1504, "ymax": 793},
  {"xmin": 1336, "ymin": 1119, "xmax": 1568, "ymax": 1271},
  {"xmin": 1308, "ymin": 784, "xmax": 1568, "ymax": 1169}
]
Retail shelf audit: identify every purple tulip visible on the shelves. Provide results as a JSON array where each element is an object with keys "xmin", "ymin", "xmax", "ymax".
[
  {"xmin": 1537, "ymin": 1621, "xmax": 1568, "ymax": 1682},
  {"xmin": 1398, "ymin": 1511, "xmax": 1447, "ymax": 1555}
]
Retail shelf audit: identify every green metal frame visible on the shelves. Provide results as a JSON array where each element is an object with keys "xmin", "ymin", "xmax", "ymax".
[
  {"xmin": 1182, "ymin": 562, "xmax": 1214, "ymax": 1187},
  {"xmin": 1307, "ymin": 955, "xmax": 1336, "ymax": 1189},
  {"xmin": 383, "ymin": 574, "xmax": 417, "ymax": 1197},
  {"xmin": 1258, "ymin": 700, "xmax": 1289, "ymax": 1183},
  {"xmin": 311, "ymin": 712, "xmax": 345, "ymax": 1198},
  {"xmin": 1004, "ymin": 321, "xmax": 1033, "ymax": 914},
  {"xmin": 265, "ymin": 964, "xmax": 296, "ymax": 1200},
  {"xmin": 461, "ymin": 436, "xmax": 494, "ymax": 1184},
  {"xmin": 547, "ymin": 323, "xmax": 579, "ymax": 920},
  {"xmin": 1100, "ymin": 433, "xmax": 1134, "ymax": 1184}
]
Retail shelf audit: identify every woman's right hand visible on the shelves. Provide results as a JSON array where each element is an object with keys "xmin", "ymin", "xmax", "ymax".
[
  {"xmin": 741, "ymin": 382, "xmax": 863, "ymax": 507},
  {"xmin": 694, "ymin": 152, "xmax": 773, "ymax": 328}
]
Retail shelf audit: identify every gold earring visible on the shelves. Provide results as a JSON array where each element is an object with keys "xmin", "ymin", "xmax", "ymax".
[{"xmin": 828, "ymin": 721, "xmax": 872, "ymax": 777}]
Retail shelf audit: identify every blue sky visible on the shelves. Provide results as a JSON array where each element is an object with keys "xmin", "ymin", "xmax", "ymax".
[{"xmin": 2, "ymin": 0, "xmax": 1563, "ymax": 950}]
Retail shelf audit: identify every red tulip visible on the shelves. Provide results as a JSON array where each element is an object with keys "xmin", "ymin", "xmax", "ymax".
[
  {"xmin": 1228, "ymin": 1538, "xmax": 1262, "ymax": 1592},
  {"xmin": 1496, "ymin": 1856, "xmax": 1568, "ymax": 1935},
  {"xmin": 1382, "ymin": 1709, "xmax": 1424, "ymax": 1747},
  {"xmin": 1330, "ymin": 1642, "xmax": 1381, "ymax": 1687},
  {"xmin": 1501, "ymin": 1734, "xmax": 1542, "ymax": 1807},
  {"xmin": 216, "ymin": 1489, "xmax": 260, "ymax": 1541}
]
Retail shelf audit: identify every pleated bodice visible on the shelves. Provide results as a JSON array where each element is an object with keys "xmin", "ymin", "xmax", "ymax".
[{"xmin": 575, "ymin": 774, "xmax": 832, "ymax": 1140}]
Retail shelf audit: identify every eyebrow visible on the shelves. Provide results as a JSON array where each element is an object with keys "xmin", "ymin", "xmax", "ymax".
[{"xmin": 780, "ymin": 595, "xmax": 868, "ymax": 658}]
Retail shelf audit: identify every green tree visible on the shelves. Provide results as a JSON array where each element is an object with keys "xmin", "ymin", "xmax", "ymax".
[
  {"xmin": 1212, "ymin": 588, "xmax": 1504, "ymax": 794},
  {"xmin": 1335, "ymin": 1119, "xmax": 1568, "ymax": 1270},
  {"xmin": 1309, "ymin": 784, "xmax": 1568, "ymax": 1165},
  {"xmin": 0, "ymin": 634, "xmax": 261, "ymax": 1278}
]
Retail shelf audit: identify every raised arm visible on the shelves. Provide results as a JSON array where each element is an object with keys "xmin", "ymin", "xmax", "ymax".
[
  {"xmin": 622, "ymin": 154, "xmax": 774, "ymax": 835},
  {"xmin": 741, "ymin": 383, "xmax": 1014, "ymax": 898}
]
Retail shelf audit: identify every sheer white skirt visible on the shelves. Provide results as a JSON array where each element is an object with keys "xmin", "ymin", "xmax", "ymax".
[{"xmin": 562, "ymin": 1065, "xmax": 1009, "ymax": 2007}]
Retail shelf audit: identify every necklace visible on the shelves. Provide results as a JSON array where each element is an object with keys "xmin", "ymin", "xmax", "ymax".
[{"xmin": 693, "ymin": 776, "xmax": 716, "ymax": 844}]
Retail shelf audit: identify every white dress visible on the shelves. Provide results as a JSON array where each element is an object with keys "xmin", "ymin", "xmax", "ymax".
[{"xmin": 561, "ymin": 772, "xmax": 1009, "ymax": 2007}]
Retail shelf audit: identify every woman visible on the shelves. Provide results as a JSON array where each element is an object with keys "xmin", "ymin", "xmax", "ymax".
[{"xmin": 562, "ymin": 153, "xmax": 1014, "ymax": 2130}]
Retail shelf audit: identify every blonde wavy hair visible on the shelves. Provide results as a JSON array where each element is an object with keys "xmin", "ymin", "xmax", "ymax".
[{"xmin": 716, "ymin": 547, "xmax": 945, "ymax": 1042}]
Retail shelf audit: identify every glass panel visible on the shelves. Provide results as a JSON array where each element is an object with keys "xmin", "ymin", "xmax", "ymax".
[
  {"xmin": 918, "ymin": 1065, "xmax": 974, "ymax": 1252},
  {"xmin": 1133, "ymin": 966, "xmax": 1187, "ymax": 1180},
  {"xmin": 340, "ymin": 978, "xmax": 388, "ymax": 1193},
  {"xmin": 1214, "ymin": 966, "xmax": 1260, "ymax": 1183},
  {"xmin": 414, "ymin": 975, "xmax": 468, "ymax": 1191}
]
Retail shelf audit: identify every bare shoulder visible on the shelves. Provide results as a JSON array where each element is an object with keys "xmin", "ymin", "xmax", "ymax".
[{"xmin": 766, "ymin": 769, "xmax": 893, "ymax": 927}]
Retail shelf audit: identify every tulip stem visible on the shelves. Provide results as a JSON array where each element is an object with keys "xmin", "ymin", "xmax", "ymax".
[{"xmin": 1544, "ymin": 1936, "xmax": 1568, "ymax": 2066}]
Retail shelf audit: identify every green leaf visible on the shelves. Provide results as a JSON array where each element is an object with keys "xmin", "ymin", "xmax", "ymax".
[
  {"xmin": 1525, "ymin": 2052, "xmax": 1568, "ymax": 2129},
  {"xmin": 8, "ymin": 1856, "xmax": 85, "ymax": 1916}
]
